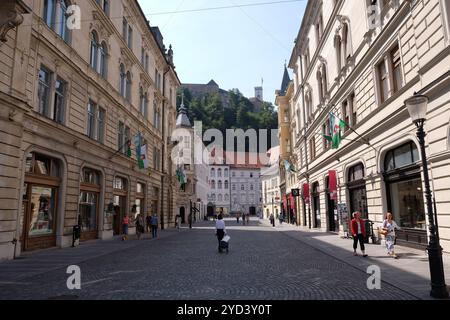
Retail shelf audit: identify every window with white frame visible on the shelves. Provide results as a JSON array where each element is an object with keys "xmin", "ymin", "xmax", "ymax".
[
  {"xmin": 43, "ymin": 0, "xmax": 70, "ymax": 43},
  {"xmin": 86, "ymin": 100, "xmax": 105, "ymax": 143},
  {"xmin": 38, "ymin": 66, "xmax": 67, "ymax": 124},
  {"xmin": 376, "ymin": 43, "xmax": 403, "ymax": 104}
]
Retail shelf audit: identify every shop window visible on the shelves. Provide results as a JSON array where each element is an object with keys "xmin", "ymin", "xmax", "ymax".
[
  {"xmin": 384, "ymin": 141, "xmax": 419, "ymax": 171},
  {"xmin": 25, "ymin": 152, "xmax": 61, "ymax": 177}
]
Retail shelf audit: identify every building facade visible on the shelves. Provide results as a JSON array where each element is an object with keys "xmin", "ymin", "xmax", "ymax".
[
  {"xmin": 261, "ymin": 146, "xmax": 281, "ymax": 220},
  {"xmin": 283, "ymin": 0, "xmax": 450, "ymax": 251},
  {"xmin": 230, "ymin": 166, "xmax": 263, "ymax": 216},
  {"xmin": 0, "ymin": 0, "xmax": 179, "ymax": 261},
  {"xmin": 208, "ymin": 164, "xmax": 231, "ymax": 216}
]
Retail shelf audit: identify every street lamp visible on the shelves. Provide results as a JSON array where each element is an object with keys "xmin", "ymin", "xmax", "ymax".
[{"xmin": 405, "ymin": 93, "xmax": 449, "ymax": 299}]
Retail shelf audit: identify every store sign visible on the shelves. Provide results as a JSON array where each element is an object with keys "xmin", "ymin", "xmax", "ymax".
[
  {"xmin": 302, "ymin": 184, "xmax": 310, "ymax": 203},
  {"xmin": 329, "ymin": 170, "xmax": 338, "ymax": 200}
]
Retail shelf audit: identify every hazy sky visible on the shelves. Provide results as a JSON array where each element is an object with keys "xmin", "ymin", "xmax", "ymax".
[{"xmin": 138, "ymin": 0, "xmax": 306, "ymax": 104}]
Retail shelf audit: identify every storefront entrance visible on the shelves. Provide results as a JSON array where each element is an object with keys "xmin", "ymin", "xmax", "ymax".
[
  {"xmin": 79, "ymin": 168, "xmax": 101, "ymax": 241},
  {"xmin": 384, "ymin": 142, "xmax": 427, "ymax": 249},
  {"xmin": 347, "ymin": 163, "xmax": 368, "ymax": 219},
  {"xmin": 21, "ymin": 152, "xmax": 60, "ymax": 251},
  {"xmin": 113, "ymin": 176, "xmax": 128, "ymax": 236},
  {"xmin": 312, "ymin": 182, "xmax": 321, "ymax": 228},
  {"xmin": 325, "ymin": 176, "xmax": 338, "ymax": 232}
]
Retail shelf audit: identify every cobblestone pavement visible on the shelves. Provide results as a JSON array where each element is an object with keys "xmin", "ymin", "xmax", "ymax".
[{"xmin": 0, "ymin": 218, "xmax": 421, "ymax": 300}]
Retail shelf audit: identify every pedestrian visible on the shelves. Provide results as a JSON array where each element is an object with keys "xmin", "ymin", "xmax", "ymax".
[
  {"xmin": 146, "ymin": 214, "xmax": 152, "ymax": 233},
  {"xmin": 350, "ymin": 212, "xmax": 368, "ymax": 257},
  {"xmin": 215, "ymin": 214, "xmax": 226, "ymax": 252},
  {"xmin": 242, "ymin": 212, "xmax": 246, "ymax": 226},
  {"xmin": 269, "ymin": 213, "xmax": 275, "ymax": 227},
  {"xmin": 246, "ymin": 213, "xmax": 250, "ymax": 224},
  {"xmin": 136, "ymin": 213, "xmax": 144, "ymax": 240},
  {"xmin": 236, "ymin": 213, "xmax": 240, "ymax": 224},
  {"xmin": 381, "ymin": 212, "xmax": 401, "ymax": 259},
  {"xmin": 151, "ymin": 214, "xmax": 158, "ymax": 239},
  {"xmin": 279, "ymin": 213, "xmax": 283, "ymax": 225},
  {"xmin": 122, "ymin": 214, "xmax": 129, "ymax": 241},
  {"xmin": 188, "ymin": 213, "xmax": 192, "ymax": 229}
]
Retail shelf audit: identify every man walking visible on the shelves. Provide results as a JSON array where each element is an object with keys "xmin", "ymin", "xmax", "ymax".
[{"xmin": 151, "ymin": 214, "xmax": 158, "ymax": 239}]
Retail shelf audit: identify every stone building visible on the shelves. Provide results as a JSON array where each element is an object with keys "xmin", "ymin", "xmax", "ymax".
[
  {"xmin": 261, "ymin": 146, "xmax": 281, "ymax": 220},
  {"xmin": 0, "ymin": 0, "xmax": 179, "ymax": 260},
  {"xmin": 207, "ymin": 163, "xmax": 231, "ymax": 216},
  {"xmin": 282, "ymin": 0, "xmax": 450, "ymax": 251}
]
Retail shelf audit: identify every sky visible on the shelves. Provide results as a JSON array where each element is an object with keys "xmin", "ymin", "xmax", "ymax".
[{"xmin": 138, "ymin": 0, "xmax": 306, "ymax": 104}]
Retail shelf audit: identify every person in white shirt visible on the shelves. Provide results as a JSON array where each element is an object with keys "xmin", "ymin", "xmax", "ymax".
[
  {"xmin": 382, "ymin": 212, "xmax": 401, "ymax": 258},
  {"xmin": 215, "ymin": 214, "xmax": 226, "ymax": 250}
]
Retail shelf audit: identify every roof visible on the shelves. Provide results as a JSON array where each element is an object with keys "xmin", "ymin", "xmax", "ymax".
[
  {"xmin": 176, "ymin": 99, "xmax": 191, "ymax": 128},
  {"xmin": 279, "ymin": 65, "xmax": 291, "ymax": 96}
]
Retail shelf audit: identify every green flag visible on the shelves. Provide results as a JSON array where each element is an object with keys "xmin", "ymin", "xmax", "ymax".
[
  {"xmin": 135, "ymin": 133, "xmax": 144, "ymax": 169},
  {"xmin": 330, "ymin": 113, "xmax": 346, "ymax": 149}
]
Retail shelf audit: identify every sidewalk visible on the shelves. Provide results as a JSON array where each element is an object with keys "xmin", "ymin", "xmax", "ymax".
[
  {"xmin": 261, "ymin": 219, "xmax": 450, "ymax": 300},
  {"xmin": 0, "ymin": 227, "xmax": 184, "ymax": 284}
]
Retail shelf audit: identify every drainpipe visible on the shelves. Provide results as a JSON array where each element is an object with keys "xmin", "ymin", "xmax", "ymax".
[
  {"xmin": 161, "ymin": 67, "xmax": 170, "ymax": 230},
  {"xmin": 299, "ymin": 55, "xmax": 311, "ymax": 229}
]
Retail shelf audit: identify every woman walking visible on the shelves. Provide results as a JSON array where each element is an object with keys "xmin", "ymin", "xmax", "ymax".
[
  {"xmin": 122, "ymin": 214, "xmax": 129, "ymax": 241},
  {"xmin": 350, "ymin": 212, "xmax": 368, "ymax": 257},
  {"xmin": 382, "ymin": 212, "xmax": 400, "ymax": 259}
]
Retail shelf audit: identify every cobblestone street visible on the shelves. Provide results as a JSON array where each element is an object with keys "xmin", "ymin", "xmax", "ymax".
[{"xmin": 0, "ymin": 218, "xmax": 430, "ymax": 300}]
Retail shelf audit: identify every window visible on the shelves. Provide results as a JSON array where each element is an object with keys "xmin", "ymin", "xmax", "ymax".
[
  {"xmin": 141, "ymin": 47, "xmax": 145, "ymax": 66},
  {"xmin": 38, "ymin": 67, "xmax": 51, "ymax": 117},
  {"xmin": 139, "ymin": 87, "xmax": 145, "ymax": 115},
  {"xmin": 218, "ymin": 181, "xmax": 222, "ymax": 189},
  {"xmin": 232, "ymin": 172, "xmax": 235, "ymax": 177},
  {"xmin": 250, "ymin": 184, "xmax": 254, "ymax": 191},
  {"xmin": 118, "ymin": 122, "xmax": 130, "ymax": 155},
  {"xmin": 232, "ymin": 184, "xmax": 236, "ymax": 191},
  {"xmin": 342, "ymin": 23, "xmax": 350, "ymax": 63},
  {"xmin": 310, "ymin": 137, "xmax": 316, "ymax": 160},
  {"xmin": 211, "ymin": 180, "xmax": 216, "ymax": 189},
  {"xmin": 348, "ymin": 163, "xmax": 365, "ymax": 182},
  {"xmin": 122, "ymin": 18, "xmax": 127, "ymax": 40},
  {"xmin": 90, "ymin": 31, "xmax": 99, "ymax": 71},
  {"xmin": 323, "ymin": 121, "xmax": 331, "ymax": 150},
  {"xmin": 153, "ymin": 147, "xmax": 161, "ymax": 170},
  {"xmin": 99, "ymin": 42, "xmax": 108, "ymax": 78},
  {"xmin": 377, "ymin": 43, "xmax": 403, "ymax": 103},
  {"xmin": 211, "ymin": 168, "xmax": 215, "ymax": 177},
  {"xmin": 86, "ymin": 101, "xmax": 104, "ymax": 143},
  {"xmin": 145, "ymin": 54, "xmax": 149, "ymax": 73},
  {"xmin": 120, "ymin": 64, "xmax": 126, "ymax": 98},
  {"xmin": 212, "ymin": 194, "xmax": 216, "ymax": 202},
  {"xmin": 250, "ymin": 173, "xmax": 253, "ymax": 178},
  {"xmin": 218, "ymin": 194, "xmax": 223, "ymax": 202},
  {"xmin": 304, "ymin": 45, "xmax": 311, "ymax": 71},
  {"xmin": 153, "ymin": 100, "xmax": 160, "ymax": 130},
  {"xmin": 225, "ymin": 194, "xmax": 229, "ymax": 202},
  {"xmin": 315, "ymin": 11, "xmax": 324, "ymax": 46},
  {"xmin": 43, "ymin": 0, "xmax": 70, "ymax": 43},
  {"xmin": 128, "ymin": 25, "xmax": 133, "ymax": 49},
  {"xmin": 218, "ymin": 169, "xmax": 222, "ymax": 177},
  {"xmin": 305, "ymin": 91, "xmax": 313, "ymax": 121},
  {"xmin": 96, "ymin": 0, "xmax": 109, "ymax": 15},
  {"xmin": 384, "ymin": 141, "xmax": 419, "ymax": 171},
  {"xmin": 126, "ymin": 72, "xmax": 132, "ymax": 102},
  {"xmin": 335, "ymin": 34, "xmax": 342, "ymax": 72},
  {"xmin": 342, "ymin": 92, "xmax": 356, "ymax": 132},
  {"xmin": 241, "ymin": 184, "xmax": 245, "ymax": 191},
  {"xmin": 224, "ymin": 180, "xmax": 229, "ymax": 189},
  {"xmin": 53, "ymin": 78, "xmax": 65, "ymax": 124},
  {"xmin": 317, "ymin": 65, "xmax": 327, "ymax": 102}
]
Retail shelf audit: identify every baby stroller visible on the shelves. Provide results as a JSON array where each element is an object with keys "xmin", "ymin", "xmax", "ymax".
[{"xmin": 219, "ymin": 235, "xmax": 230, "ymax": 254}]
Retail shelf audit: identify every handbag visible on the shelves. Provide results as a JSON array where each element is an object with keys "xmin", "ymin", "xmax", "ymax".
[{"xmin": 379, "ymin": 228, "xmax": 388, "ymax": 236}]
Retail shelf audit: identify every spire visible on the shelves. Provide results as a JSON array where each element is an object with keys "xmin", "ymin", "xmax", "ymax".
[
  {"xmin": 176, "ymin": 92, "xmax": 191, "ymax": 128},
  {"xmin": 280, "ymin": 63, "xmax": 291, "ymax": 96}
]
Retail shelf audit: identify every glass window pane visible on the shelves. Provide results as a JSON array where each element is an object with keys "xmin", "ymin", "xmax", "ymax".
[
  {"xmin": 25, "ymin": 153, "xmax": 33, "ymax": 173},
  {"xmin": 385, "ymin": 151, "xmax": 395, "ymax": 171},
  {"xmin": 54, "ymin": 78, "xmax": 65, "ymax": 123},
  {"xmin": 79, "ymin": 192, "xmax": 98, "ymax": 232},
  {"xmin": 394, "ymin": 143, "xmax": 414, "ymax": 168},
  {"xmin": 389, "ymin": 179, "xmax": 426, "ymax": 230},
  {"xmin": 34, "ymin": 155, "xmax": 50, "ymax": 175},
  {"xmin": 28, "ymin": 186, "xmax": 56, "ymax": 236}
]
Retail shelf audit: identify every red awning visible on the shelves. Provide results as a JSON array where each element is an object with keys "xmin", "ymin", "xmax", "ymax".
[{"xmin": 303, "ymin": 183, "xmax": 310, "ymax": 203}]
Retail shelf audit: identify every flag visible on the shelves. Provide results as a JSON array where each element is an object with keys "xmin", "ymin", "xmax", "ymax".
[
  {"xmin": 329, "ymin": 113, "xmax": 346, "ymax": 149},
  {"xmin": 329, "ymin": 170, "xmax": 337, "ymax": 201},
  {"xmin": 284, "ymin": 160, "xmax": 297, "ymax": 173},
  {"xmin": 126, "ymin": 140, "xmax": 132, "ymax": 158},
  {"xmin": 176, "ymin": 166, "xmax": 186, "ymax": 187}
]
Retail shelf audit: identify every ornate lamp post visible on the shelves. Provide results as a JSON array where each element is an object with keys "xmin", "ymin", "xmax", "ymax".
[{"xmin": 405, "ymin": 93, "xmax": 449, "ymax": 299}]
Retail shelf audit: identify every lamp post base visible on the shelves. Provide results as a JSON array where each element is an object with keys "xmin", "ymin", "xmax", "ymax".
[{"xmin": 427, "ymin": 244, "xmax": 449, "ymax": 299}]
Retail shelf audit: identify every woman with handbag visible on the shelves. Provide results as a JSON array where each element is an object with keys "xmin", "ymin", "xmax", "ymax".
[
  {"xmin": 350, "ymin": 212, "xmax": 368, "ymax": 257},
  {"xmin": 381, "ymin": 212, "xmax": 400, "ymax": 259}
]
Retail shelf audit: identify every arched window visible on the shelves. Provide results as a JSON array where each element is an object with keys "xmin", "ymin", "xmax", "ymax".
[
  {"xmin": 218, "ymin": 180, "xmax": 222, "ymax": 189},
  {"xmin": 317, "ymin": 65, "xmax": 327, "ymax": 102},
  {"xmin": 218, "ymin": 194, "xmax": 223, "ymax": 202},
  {"xmin": 100, "ymin": 42, "xmax": 108, "ymax": 78},
  {"xmin": 211, "ymin": 180, "xmax": 215, "ymax": 189},
  {"xmin": 384, "ymin": 141, "xmax": 419, "ymax": 171},
  {"xmin": 139, "ymin": 87, "xmax": 145, "ymax": 115},
  {"xmin": 126, "ymin": 72, "xmax": 132, "ymax": 102},
  {"xmin": 305, "ymin": 91, "xmax": 313, "ymax": 120},
  {"xmin": 58, "ymin": 0, "xmax": 70, "ymax": 42},
  {"xmin": 119, "ymin": 64, "xmax": 126, "ymax": 98},
  {"xmin": 218, "ymin": 168, "xmax": 222, "ymax": 177},
  {"xmin": 212, "ymin": 194, "xmax": 216, "ymax": 201},
  {"xmin": 210, "ymin": 168, "xmax": 215, "ymax": 177},
  {"xmin": 225, "ymin": 194, "xmax": 229, "ymax": 202},
  {"xmin": 334, "ymin": 34, "xmax": 342, "ymax": 72},
  {"xmin": 90, "ymin": 31, "xmax": 99, "ymax": 70},
  {"xmin": 342, "ymin": 23, "xmax": 351, "ymax": 63},
  {"xmin": 224, "ymin": 168, "xmax": 228, "ymax": 177},
  {"xmin": 224, "ymin": 180, "xmax": 229, "ymax": 189}
]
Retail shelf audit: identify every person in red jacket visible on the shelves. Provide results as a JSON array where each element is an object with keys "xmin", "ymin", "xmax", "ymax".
[{"xmin": 350, "ymin": 212, "xmax": 368, "ymax": 257}]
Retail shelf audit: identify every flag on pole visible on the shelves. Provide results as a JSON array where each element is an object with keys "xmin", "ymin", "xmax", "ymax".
[
  {"xmin": 176, "ymin": 166, "xmax": 186, "ymax": 187},
  {"xmin": 329, "ymin": 113, "xmax": 346, "ymax": 149},
  {"xmin": 284, "ymin": 160, "xmax": 297, "ymax": 173},
  {"xmin": 141, "ymin": 144, "xmax": 148, "ymax": 169}
]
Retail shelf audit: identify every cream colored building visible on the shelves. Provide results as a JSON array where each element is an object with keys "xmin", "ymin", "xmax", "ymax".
[
  {"xmin": 261, "ymin": 146, "xmax": 281, "ymax": 220},
  {"xmin": 0, "ymin": 0, "xmax": 180, "ymax": 261},
  {"xmin": 283, "ymin": 0, "xmax": 450, "ymax": 252}
]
